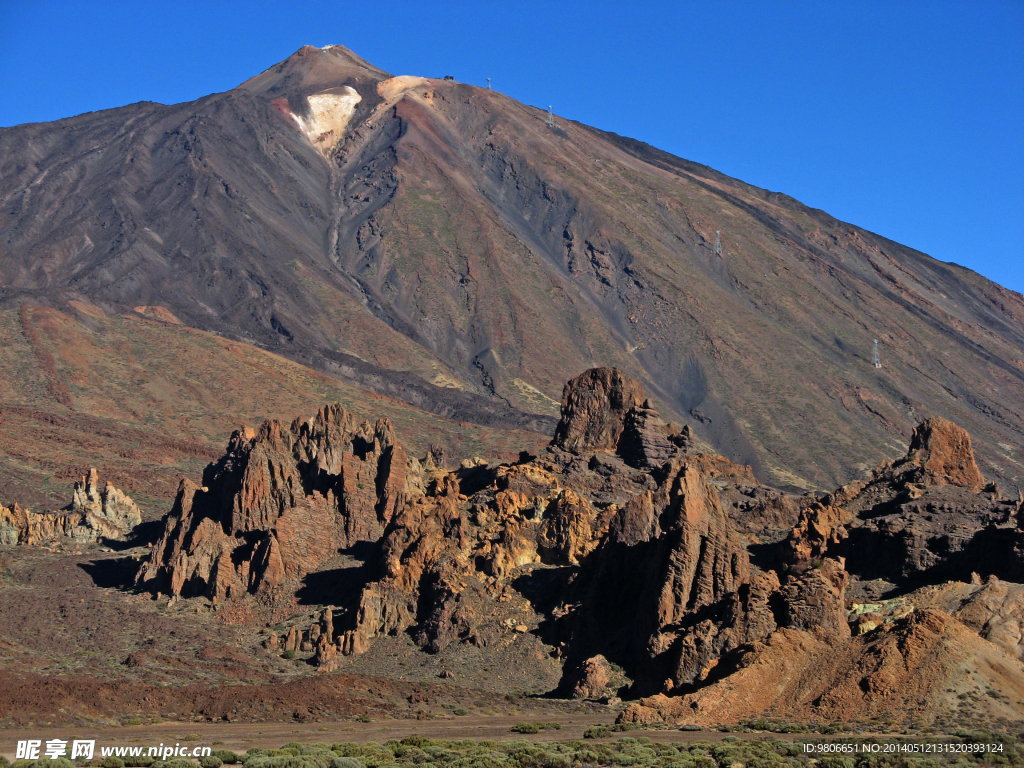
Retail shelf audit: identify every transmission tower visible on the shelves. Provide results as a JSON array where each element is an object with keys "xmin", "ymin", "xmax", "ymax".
[
  {"xmin": 713, "ymin": 230, "xmax": 722, "ymax": 256},
  {"xmin": 872, "ymin": 339, "xmax": 882, "ymax": 368},
  {"xmin": 547, "ymin": 105, "xmax": 554, "ymax": 127},
  {"xmin": 487, "ymin": 78, "xmax": 491, "ymax": 90}
]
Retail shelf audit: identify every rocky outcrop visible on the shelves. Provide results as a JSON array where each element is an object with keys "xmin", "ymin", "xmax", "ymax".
[
  {"xmin": 779, "ymin": 557, "xmax": 851, "ymax": 640},
  {"xmin": 784, "ymin": 418, "xmax": 1021, "ymax": 588},
  {"xmin": 550, "ymin": 369, "xmax": 688, "ymax": 471},
  {"xmin": 617, "ymin": 608, "xmax": 1024, "ymax": 727},
  {"xmin": 910, "ymin": 579, "xmax": 1024, "ymax": 662},
  {"xmin": 906, "ymin": 417, "xmax": 985, "ymax": 489},
  {"xmin": 135, "ymin": 404, "xmax": 423, "ymax": 599},
  {"xmin": 0, "ymin": 469, "xmax": 141, "ymax": 546},
  {"xmin": 567, "ymin": 655, "xmax": 614, "ymax": 699},
  {"xmin": 551, "ymin": 368, "xmax": 645, "ymax": 453},
  {"xmin": 69, "ymin": 468, "xmax": 143, "ymax": 533},
  {"xmin": 556, "ymin": 456, "xmax": 778, "ymax": 695},
  {"xmin": 124, "ymin": 368, "xmax": 1024, "ymax": 727}
]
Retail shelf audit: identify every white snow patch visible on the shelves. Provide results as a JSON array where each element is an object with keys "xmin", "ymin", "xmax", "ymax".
[{"xmin": 291, "ymin": 87, "xmax": 362, "ymax": 154}]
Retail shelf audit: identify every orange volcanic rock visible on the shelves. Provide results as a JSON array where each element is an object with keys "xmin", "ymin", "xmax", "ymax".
[
  {"xmin": 907, "ymin": 417, "xmax": 986, "ymax": 489},
  {"xmin": 562, "ymin": 454, "xmax": 770, "ymax": 694},
  {"xmin": 568, "ymin": 654, "xmax": 613, "ymax": 699},
  {"xmin": 551, "ymin": 368, "xmax": 645, "ymax": 453},
  {"xmin": 537, "ymin": 489, "xmax": 599, "ymax": 565},
  {"xmin": 779, "ymin": 557, "xmax": 851, "ymax": 641},
  {"xmin": 618, "ymin": 608, "xmax": 1024, "ymax": 727},
  {"xmin": 136, "ymin": 404, "xmax": 423, "ymax": 599},
  {"xmin": 125, "ymin": 368, "xmax": 1023, "ymax": 725}
]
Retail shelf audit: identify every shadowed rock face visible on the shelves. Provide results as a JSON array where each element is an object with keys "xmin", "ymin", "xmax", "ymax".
[
  {"xmin": 2, "ymin": 46, "xmax": 1022, "ymax": 492},
  {"xmin": 135, "ymin": 403, "xmax": 422, "ymax": 600},
  {"xmin": 785, "ymin": 416, "xmax": 1024, "ymax": 590}
]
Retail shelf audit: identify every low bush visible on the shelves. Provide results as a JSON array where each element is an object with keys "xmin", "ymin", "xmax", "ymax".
[
  {"xmin": 102, "ymin": 758, "xmax": 125, "ymax": 768},
  {"xmin": 510, "ymin": 723, "xmax": 540, "ymax": 734},
  {"xmin": 211, "ymin": 754, "xmax": 238, "ymax": 766},
  {"xmin": 198, "ymin": 758, "xmax": 222, "ymax": 768}
]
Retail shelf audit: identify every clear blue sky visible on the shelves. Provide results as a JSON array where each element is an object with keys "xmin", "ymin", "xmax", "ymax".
[{"xmin": 1, "ymin": 0, "xmax": 1021, "ymax": 293}]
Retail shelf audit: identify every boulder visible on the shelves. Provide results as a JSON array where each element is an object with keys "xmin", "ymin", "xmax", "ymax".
[
  {"xmin": 907, "ymin": 417, "xmax": 985, "ymax": 489},
  {"xmin": 568, "ymin": 655, "xmax": 613, "ymax": 699},
  {"xmin": 551, "ymin": 368, "xmax": 644, "ymax": 453}
]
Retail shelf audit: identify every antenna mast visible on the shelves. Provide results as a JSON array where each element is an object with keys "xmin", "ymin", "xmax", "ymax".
[
  {"xmin": 872, "ymin": 339, "xmax": 882, "ymax": 368},
  {"xmin": 713, "ymin": 230, "xmax": 722, "ymax": 256},
  {"xmin": 487, "ymin": 78, "xmax": 491, "ymax": 90},
  {"xmin": 546, "ymin": 106, "xmax": 554, "ymax": 127}
]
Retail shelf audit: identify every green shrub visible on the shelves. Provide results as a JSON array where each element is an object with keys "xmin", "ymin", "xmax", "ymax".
[
  {"xmin": 510, "ymin": 723, "xmax": 540, "ymax": 734},
  {"xmin": 330, "ymin": 761, "xmax": 360, "ymax": 768},
  {"xmin": 102, "ymin": 758, "xmax": 125, "ymax": 768},
  {"xmin": 282, "ymin": 650, "xmax": 297, "ymax": 660},
  {"xmin": 816, "ymin": 758, "xmax": 854, "ymax": 768},
  {"xmin": 584, "ymin": 727, "xmax": 612, "ymax": 739},
  {"xmin": 199, "ymin": 758, "xmax": 222, "ymax": 768},
  {"xmin": 211, "ymin": 754, "xmax": 237, "ymax": 766},
  {"xmin": 453, "ymin": 708, "xmax": 468, "ymax": 716}
]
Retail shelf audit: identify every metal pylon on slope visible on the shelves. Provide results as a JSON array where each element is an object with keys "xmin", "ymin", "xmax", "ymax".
[
  {"xmin": 547, "ymin": 106, "xmax": 554, "ymax": 127},
  {"xmin": 873, "ymin": 339, "xmax": 882, "ymax": 368},
  {"xmin": 487, "ymin": 78, "xmax": 491, "ymax": 90},
  {"xmin": 713, "ymin": 230, "xmax": 722, "ymax": 256}
]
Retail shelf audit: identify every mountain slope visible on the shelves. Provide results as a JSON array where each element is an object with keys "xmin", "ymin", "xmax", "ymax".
[{"xmin": 1, "ymin": 44, "xmax": 1022, "ymax": 491}]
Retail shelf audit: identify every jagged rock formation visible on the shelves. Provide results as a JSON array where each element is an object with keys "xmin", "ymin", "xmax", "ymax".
[
  {"xmin": 133, "ymin": 367, "xmax": 1024, "ymax": 726},
  {"xmin": 328, "ymin": 368, "xmax": 855, "ymax": 705},
  {"xmin": 0, "ymin": 469, "xmax": 141, "ymax": 545},
  {"xmin": 551, "ymin": 368, "xmax": 645, "ymax": 453},
  {"xmin": 785, "ymin": 416, "xmax": 1023, "ymax": 591},
  {"xmin": 135, "ymin": 404, "xmax": 422, "ymax": 599},
  {"xmin": 550, "ymin": 368, "xmax": 688, "ymax": 470}
]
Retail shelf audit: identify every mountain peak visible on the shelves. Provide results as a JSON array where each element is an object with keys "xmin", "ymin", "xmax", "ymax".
[{"xmin": 238, "ymin": 43, "xmax": 391, "ymax": 97}]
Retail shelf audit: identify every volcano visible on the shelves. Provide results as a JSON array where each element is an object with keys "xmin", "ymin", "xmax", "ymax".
[{"xmin": 1, "ymin": 44, "xmax": 1022, "ymax": 497}]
